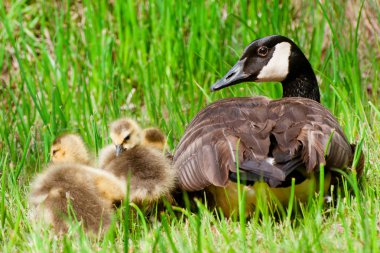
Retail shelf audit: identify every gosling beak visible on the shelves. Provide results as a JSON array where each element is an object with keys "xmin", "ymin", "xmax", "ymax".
[
  {"xmin": 115, "ymin": 145, "xmax": 124, "ymax": 156},
  {"xmin": 211, "ymin": 58, "xmax": 249, "ymax": 91}
]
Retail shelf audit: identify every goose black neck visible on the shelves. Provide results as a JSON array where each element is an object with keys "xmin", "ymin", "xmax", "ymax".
[
  {"xmin": 281, "ymin": 45, "xmax": 320, "ymax": 102},
  {"xmin": 281, "ymin": 75, "xmax": 320, "ymax": 102}
]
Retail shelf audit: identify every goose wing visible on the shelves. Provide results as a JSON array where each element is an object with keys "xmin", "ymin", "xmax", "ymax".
[{"xmin": 173, "ymin": 97, "xmax": 354, "ymax": 191}]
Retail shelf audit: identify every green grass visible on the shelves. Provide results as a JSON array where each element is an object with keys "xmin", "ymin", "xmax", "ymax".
[{"xmin": 1, "ymin": 0, "xmax": 380, "ymax": 251}]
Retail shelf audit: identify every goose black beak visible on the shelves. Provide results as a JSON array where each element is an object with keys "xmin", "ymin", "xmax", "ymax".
[
  {"xmin": 115, "ymin": 145, "xmax": 124, "ymax": 156},
  {"xmin": 211, "ymin": 58, "xmax": 249, "ymax": 91}
]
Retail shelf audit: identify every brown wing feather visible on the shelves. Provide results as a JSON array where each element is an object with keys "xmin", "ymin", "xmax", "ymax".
[{"xmin": 174, "ymin": 96, "xmax": 355, "ymax": 191}]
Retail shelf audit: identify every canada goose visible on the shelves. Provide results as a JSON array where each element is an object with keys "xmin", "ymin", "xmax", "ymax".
[
  {"xmin": 173, "ymin": 35, "xmax": 364, "ymax": 217},
  {"xmin": 29, "ymin": 134, "xmax": 126, "ymax": 234},
  {"xmin": 103, "ymin": 118, "xmax": 176, "ymax": 205}
]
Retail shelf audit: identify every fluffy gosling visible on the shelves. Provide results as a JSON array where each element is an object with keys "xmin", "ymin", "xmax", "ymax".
[
  {"xmin": 102, "ymin": 118, "xmax": 176, "ymax": 205},
  {"xmin": 29, "ymin": 134, "xmax": 125, "ymax": 235}
]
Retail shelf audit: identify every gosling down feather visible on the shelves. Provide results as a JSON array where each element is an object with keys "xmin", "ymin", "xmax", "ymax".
[
  {"xmin": 173, "ymin": 35, "xmax": 364, "ymax": 216},
  {"xmin": 50, "ymin": 133, "xmax": 92, "ymax": 165},
  {"xmin": 102, "ymin": 118, "xmax": 176, "ymax": 204},
  {"xmin": 141, "ymin": 127, "xmax": 167, "ymax": 150},
  {"xmin": 29, "ymin": 134, "xmax": 126, "ymax": 234},
  {"xmin": 98, "ymin": 123, "xmax": 166, "ymax": 168}
]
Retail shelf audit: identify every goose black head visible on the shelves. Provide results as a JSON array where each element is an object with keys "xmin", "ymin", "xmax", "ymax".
[{"xmin": 211, "ymin": 35, "xmax": 320, "ymax": 102}]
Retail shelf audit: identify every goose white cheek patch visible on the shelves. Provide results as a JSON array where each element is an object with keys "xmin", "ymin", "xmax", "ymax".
[{"xmin": 257, "ymin": 42, "xmax": 291, "ymax": 82}]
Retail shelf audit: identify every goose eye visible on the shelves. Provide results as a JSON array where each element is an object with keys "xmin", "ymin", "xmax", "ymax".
[
  {"xmin": 257, "ymin": 46, "xmax": 268, "ymax": 57},
  {"xmin": 52, "ymin": 149, "xmax": 59, "ymax": 155},
  {"xmin": 123, "ymin": 135, "xmax": 130, "ymax": 142}
]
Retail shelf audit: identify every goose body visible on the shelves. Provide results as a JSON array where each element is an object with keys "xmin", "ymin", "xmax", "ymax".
[
  {"xmin": 29, "ymin": 134, "xmax": 125, "ymax": 234},
  {"xmin": 173, "ymin": 35, "xmax": 364, "ymax": 216},
  {"xmin": 104, "ymin": 145, "xmax": 176, "ymax": 203}
]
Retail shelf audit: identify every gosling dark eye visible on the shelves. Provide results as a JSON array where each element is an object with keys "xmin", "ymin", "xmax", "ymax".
[
  {"xmin": 52, "ymin": 149, "xmax": 59, "ymax": 155},
  {"xmin": 123, "ymin": 135, "xmax": 130, "ymax": 142},
  {"xmin": 257, "ymin": 46, "xmax": 269, "ymax": 57}
]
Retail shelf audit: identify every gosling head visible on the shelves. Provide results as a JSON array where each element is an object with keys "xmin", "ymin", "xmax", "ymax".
[
  {"xmin": 51, "ymin": 133, "xmax": 91, "ymax": 165},
  {"xmin": 109, "ymin": 118, "xmax": 142, "ymax": 156}
]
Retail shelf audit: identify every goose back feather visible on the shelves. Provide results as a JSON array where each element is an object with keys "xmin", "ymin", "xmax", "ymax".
[{"xmin": 174, "ymin": 96, "xmax": 356, "ymax": 192}]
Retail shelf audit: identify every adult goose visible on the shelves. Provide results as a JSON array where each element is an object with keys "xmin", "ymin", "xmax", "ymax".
[{"xmin": 173, "ymin": 35, "xmax": 364, "ymax": 216}]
